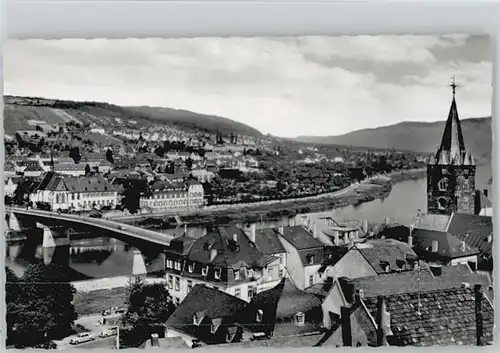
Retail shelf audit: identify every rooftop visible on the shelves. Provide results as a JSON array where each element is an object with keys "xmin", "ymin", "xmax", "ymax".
[
  {"xmin": 355, "ymin": 239, "xmax": 418, "ymax": 274},
  {"xmin": 280, "ymin": 226, "xmax": 324, "ymax": 250},
  {"xmin": 254, "ymin": 228, "xmax": 286, "ymax": 255}
]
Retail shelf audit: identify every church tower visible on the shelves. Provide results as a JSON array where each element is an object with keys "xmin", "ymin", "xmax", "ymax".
[{"xmin": 426, "ymin": 77, "xmax": 476, "ymax": 215}]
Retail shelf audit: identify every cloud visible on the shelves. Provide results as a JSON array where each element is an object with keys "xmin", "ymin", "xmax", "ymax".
[{"xmin": 3, "ymin": 35, "xmax": 491, "ymax": 137}]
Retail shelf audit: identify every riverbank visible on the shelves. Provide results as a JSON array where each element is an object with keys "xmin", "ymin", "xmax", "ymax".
[{"xmin": 122, "ymin": 168, "xmax": 426, "ymax": 230}]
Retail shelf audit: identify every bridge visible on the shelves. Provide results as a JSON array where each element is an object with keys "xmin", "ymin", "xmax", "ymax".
[{"xmin": 5, "ymin": 207, "xmax": 176, "ymax": 247}]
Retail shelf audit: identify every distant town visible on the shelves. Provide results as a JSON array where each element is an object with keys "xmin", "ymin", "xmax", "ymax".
[{"xmin": 4, "ymin": 87, "xmax": 494, "ymax": 349}]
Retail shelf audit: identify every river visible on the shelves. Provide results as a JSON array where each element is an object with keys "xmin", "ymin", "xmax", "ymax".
[{"xmin": 5, "ymin": 163, "xmax": 492, "ymax": 281}]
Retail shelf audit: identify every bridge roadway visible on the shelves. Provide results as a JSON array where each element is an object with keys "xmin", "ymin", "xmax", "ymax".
[{"xmin": 6, "ymin": 207, "xmax": 175, "ymax": 246}]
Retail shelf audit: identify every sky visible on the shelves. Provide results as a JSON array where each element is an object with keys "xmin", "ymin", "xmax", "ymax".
[{"xmin": 3, "ymin": 35, "xmax": 492, "ymax": 138}]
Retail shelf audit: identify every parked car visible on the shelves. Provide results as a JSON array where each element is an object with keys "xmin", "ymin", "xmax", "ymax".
[
  {"xmin": 70, "ymin": 333, "xmax": 95, "ymax": 345},
  {"xmin": 89, "ymin": 211, "xmax": 102, "ymax": 218},
  {"xmin": 34, "ymin": 341, "xmax": 57, "ymax": 349},
  {"xmin": 99, "ymin": 326, "xmax": 118, "ymax": 338}
]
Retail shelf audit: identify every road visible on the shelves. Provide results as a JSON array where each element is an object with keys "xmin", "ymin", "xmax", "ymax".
[{"xmin": 53, "ymin": 314, "xmax": 116, "ymax": 350}]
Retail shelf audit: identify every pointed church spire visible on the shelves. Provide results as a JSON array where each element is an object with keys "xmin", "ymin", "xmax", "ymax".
[{"xmin": 437, "ymin": 76, "xmax": 466, "ymax": 159}]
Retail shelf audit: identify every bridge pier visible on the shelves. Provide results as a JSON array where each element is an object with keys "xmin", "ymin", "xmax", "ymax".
[
  {"xmin": 132, "ymin": 249, "xmax": 148, "ymax": 280},
  {"xmin": 6, "ymin": 212, "xmax": 22, "ymax": 231},
  {"xmin": 41, "ymin": 225, "xmax": 71, "ymax": 266}
]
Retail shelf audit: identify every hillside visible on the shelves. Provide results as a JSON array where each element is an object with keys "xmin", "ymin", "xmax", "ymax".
[
  {"xmin": 2, "ymin": 95, "xmax": 262, "ymax": 137},
  {"xmin": 296, "ymin": 117, "xmax": 492, "ymax": 160}
]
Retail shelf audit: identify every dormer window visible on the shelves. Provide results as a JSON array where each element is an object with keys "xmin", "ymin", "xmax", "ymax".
[
  {"xmin": 166, "ymin": 259, "xmax": 173, "ymax": 269},
  {"xmin": 256, "ymin": 309, "xmax": 263, "ymax": 322},
  {"xmin": 174, "ymin": 261, "xmax": 181, "ymax": 271},
  {"xmin": 295, "ymin": 312, "xmax": 305, "ymax": 326},
  {"xmin": 234, "ymin": 269, "xmax": 240, "ymax": 280},
  {"xmin": 202, "ymin": 266, "xmax": 208, "ymax": 276},
  {"xmin": 210, "ymin": 318, "xmax": 222, "ymax": 334},
  {"xmin": 307, "ymin": 254, "xmax": 315, "ymax": 265},
  {"xmin": 214, "ymin": 268, "xmax": 221, "ymax": 280},
  {"xmin": 188, "ymin": 263, "xmax": 194, "ymax": 273},
  {"xmin": 193, "ymin": 310, "xmax": 206, "ymax": 326},
  {"xmin": 380, "ymin": 260, "xmax": 390, "ymax": 273},
  {"xmin": 248, "ymin": 269, "xmax": 254, "ymax": 278}
]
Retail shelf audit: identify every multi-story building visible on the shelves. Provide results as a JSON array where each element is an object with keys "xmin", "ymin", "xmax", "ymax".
[
  {"xmin": 165, "ymin": 225, "xmax": 283, "ymax": 305},
  {"xmin": 30, "ymin": 172, "xmax": 118, "ymax": 211},
  {"xmin": 139, "ymin": 179, "xmax": 204, "ymax": 213}
]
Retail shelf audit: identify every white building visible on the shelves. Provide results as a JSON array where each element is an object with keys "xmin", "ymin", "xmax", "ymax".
[
  {"xmin": 30, "ymin": 173, "xmax": 118, "ymax": 211},
  {"xmin": 139, "ymin": 180, "xmax": 204, "ymax": 213}
]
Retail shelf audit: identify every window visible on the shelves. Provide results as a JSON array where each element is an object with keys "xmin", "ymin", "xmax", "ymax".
[
  {"xmin": 256, "ymin": 309, "xmax": 263, "ymax": 322},
  {"xmin": 214, "ymin": 268, "xmax": 221, "ymax": 280},
  {"xmin": 234, "ymin": 269, "xmax": 240, "ymax": 281},
  {"xmin": 187, "ymin": 280, "xmax": 193, "ymax": 293},
  {"xmin": 167, "ymin": 275, "xmax": 173, "ymax": 289},
  {"xmin": 174, "ymin": 261, "xmax": 181, "ymax": 271},
  {"xmin": 279, "ymin": 270, "xmax": 284, "ymax": 278},
  {"xmin": 175, "ymin": 277, "xmax": 180, "ymax": 291},
  {"xmin": 188, "ymin": 263, "xmax": 194, "ymax": 273},
  {"xmin": 438, "ymin": 178, "xmax": 448, "ymax": 191},
  {"xmin": 309, "ymin": 275, "xmax": 314, "ymax": 286},
  {"xmin": 279, "ymin": 255, "xmax": 284, "ymax": 265},
  {"xmin": 248, "ymin": 286, "xmax": 255, "ymax": 300},
  {"xmin": 234, "ymin": 288, "xmax": 241, "ymax": 298},
  {"xmin": 202, "ymin": 266, "xmax": 208, "ymax": 276},
  {"xmin": 296, "ymin": 312, "xmax": 305, "ymax": 326},
  {"xmin": 307, "ymin": 255, "xmax": 315, "ymax": 265},
  {"xmin": 248, "ymin": 269, "xmax": 254, "ymax": 278}
]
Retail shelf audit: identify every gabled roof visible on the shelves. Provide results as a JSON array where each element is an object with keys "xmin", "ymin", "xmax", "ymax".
[
  {"xmin": 166, "ymin": 284, "xmax": 247, "ymax": 342},
  {"xmin": 362, "ymin": 287, "xmax": 494, "ymax": 346},
  {"xmin": 412, "ymin": 228, "xmax": 480, "ymax": 260},
  {"xmin": 355, "ymin": 239, "xmax": 418, "ymax": 274},
  {"xmin": 254, "ymin": 228, "xmax": 286, "ymax": 255},
  {"xmin": 280, "ymin": 226, "xmax": 323, "ymax": 250},
  {"xmin": 187, "ymin": 225, "xmax": 264, "ymax": 269},
  {"xmin": 447, "ymin": 213, "xmax": 493, "ymax": 256},
  {"xmin": 241, "ymin": 278, "xmax": 322, "ymax": 337}
]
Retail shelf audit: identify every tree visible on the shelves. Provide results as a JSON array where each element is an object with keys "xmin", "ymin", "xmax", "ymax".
[
  {"xmin": 185, "ymin": 157, "xmax": 194, "ymax": 171},
  {"xmin": 7, "ymin": 263, "xmax": 77, "ymax": 348},
  {"xmin": 106, "ymin": 149, "xmax": 114, "ymax": 164},
  {"xmin": 69, "ymin": 146, "xmax": 81, "ymax": 163},
  {"xmin": 122, "ymin": 182, "xmax": 141, "ymax": 214},
  {"xmin": 120, "ymin": 277, "xmax": 175, "ymax": 348}
]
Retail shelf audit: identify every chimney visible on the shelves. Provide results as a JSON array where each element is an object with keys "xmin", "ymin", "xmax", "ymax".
[
  {"xmin": 150, "ymin": 333, "xmax": 160, "ymax": 348},
  {"xmin": 289, "ymin": 217, "xmax": 295, "ymax": 227},
  {"xmin": 431, "ymin": 240, "xmax": 438, "ymax": 252},
  {"xmin": 278, "ymin": 226, "xmax": 284, "ymax": 235},
  {"xmin": 475, "ymin": 284, "xmax": 484, "ymax": 346},
  {"xmin": 312, "ymin": 222, "xmax": 317, "ymax": 238},
  {"xmin": 460, "ymin": 241, "xmax": 466, "ymax": 252},
  {"xmin": 376, "ymin": 296, "xmax": 388, "ymax": 346},
  {"xmin": 483, "ymin": 189, "xmax": 488, "ymax": 198},
  {"xmin": 210, "ymin": 249, "xmax": 217, "ymax": 262},
  {"xmin": 355, "ymin": 289, "xmax": 364, "ymax": 302},
  {"xmin": 340, "ymin": 306, "xmax": 352, "ymax": 347},
  {"xmin": 408, "ymin": 235, "xmax": 413, "ymax": 248},
  {"xmin": 384, "ymin": 217, "xmax": 390, "ymax": 225},
  {"xmin": 233, "ymin": 233, "xmax": 238, "ymax": 242},
  {"xmin": 246, "ymin": 224, "xmax": 256, "ymax": 243},
  {"xmin": 487, "ymin": 233, "xmax": 492, "ymax": 243}
]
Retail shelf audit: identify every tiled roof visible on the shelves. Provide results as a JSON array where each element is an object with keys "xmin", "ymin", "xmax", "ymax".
[
  {"xmin": 363, "ymin": 287, "xmax": 494, "ymax": 346},
  {"xmin": 447, "ymin": 213, "xmax": 493, "ymax": 256},
  {"xmin": 355, "ymin": 239, "xmax": 418, "ymax": 274},
  {"xmin": 54, "ymin": 163, "xmax": 87, "ymax": 171},
  {"xmin": 64, "ymin": 175, "xmax": 116, "ymax": 193},
  {"xmin": 344, "ymin": 263, "xmax": 491, "ymax": 300},
  {"xmin": 212, "ymin": 333, "xmax": 324, "ymax": 348},
  {"xmin": 304, "ymin": 279, "xmax": 335, "ymax": 298},
  {"xmin": 166, "ymin": 284, "xmax": 247, "ymax": 343},
  {"xmin": 280, "ymin": 226, "xmax": 324, "ymax": 250},
  {"xmin": 412, "ymin": 228, "xmax": 479, "ymax": 260},
  {"xmin": 240, "ymin": 278, "xmax": 323, "ymax": 338},
  {"xmin": 254, "ymin": 229, "xmax": 286, "ymax": 255},
  {"xmin": 187, "ymin": 225, "xmax": 264, "ymax": 269},
  {"xmin": 24, "ymin": 163, "xmax": 44, "ymax": 172},
  {"xmin": 415, "ymin": 214, "xmax": 451, "ymax": 231}
]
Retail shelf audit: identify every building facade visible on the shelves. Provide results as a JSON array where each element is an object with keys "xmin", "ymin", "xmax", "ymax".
[{"xmin": 139, "ymin": 180, "xmax": 204, "ymax": 213}]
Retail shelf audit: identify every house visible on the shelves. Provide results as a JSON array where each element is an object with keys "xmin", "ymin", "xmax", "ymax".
[
  {"xmin": 329, "ymin": 285, "xmax": 494, "ymax": 347},
  {"xmin": 4, "ymin": 177, "xmax": 19, "ymax": 197},
  {"xmin": 31, "ymin": 172, "xmax": 118, "ymax": 211},
  {"xmin": 53, "ymin": 163, "xmax": 88, "ymax": 177},
  {"xmin": 240, "ymin": 277, "xmax": 324, "ymax": 339},
  {"xmin": 277, "ymin": 225, "xmax": 325, "ymax": 290},
  {"xmin": 322, "ymin": 239, "xmax": 418, "ymax": 281},
  {"xmin": 190, "ymin": 169, "xmax": 215, "ymax": 183},
  {"xmin": 165, "ymin": 284, "xmax": 248, "ymax": 347},
  {"xmin": 412, "ymin": 227, "xmax": 480, "ymax": 267},
  {"xmin": 139, "ymin": 180, "xmax": 204, "ymax": 213},
  {"xmin": 22, "ymin": 163, "xmax": 45, "ymax": 178},
  {"xmin": 164, "ymin": 225, "xmax": 283, "ymax": 305}
]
